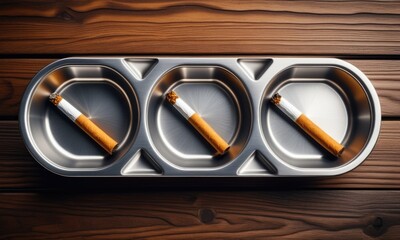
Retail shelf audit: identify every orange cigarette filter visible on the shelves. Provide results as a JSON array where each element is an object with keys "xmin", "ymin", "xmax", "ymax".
[
  {"xmin": 272, "ymin": 93, "xmax": 344, "ymax": 157},
  {"xmin": 49, "ymin": 93, "xmax": 118, "ymax": 154},
  {"xmin": 166, "ymin": 91, "xmax": 230, "ymax": 155}
]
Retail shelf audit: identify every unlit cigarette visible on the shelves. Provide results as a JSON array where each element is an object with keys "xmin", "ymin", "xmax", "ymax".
[
  {"xmin": 166, "ymin": 91, "xmax": 230, "ymax": 155},
  {"xmin": 271, "ymin": 93, "xmax": 344, "ymax": 157},
  {"xmin": 49, "ymin": 93, "xmax": 118, "ymax": 154}
]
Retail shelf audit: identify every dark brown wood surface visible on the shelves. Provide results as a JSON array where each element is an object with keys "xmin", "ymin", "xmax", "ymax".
[
  {"xmin": 0, "ymin": 0, "xmax": 399, "ymax": 55},
  {"xmin": 0, "ymin": 1, "xmax": 399, "ymax": 239},
  {"xmin": 1, "ymin": 191, "xmax": 400, "ymax": 239}
]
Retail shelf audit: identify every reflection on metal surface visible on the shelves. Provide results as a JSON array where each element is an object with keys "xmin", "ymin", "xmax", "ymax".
[
  {"xmin": 238, "ymin": 151, "xmax": 277, "ymax": 175},
  {"xmin": 238, "ymin": 58, "xmax": 273, "ymax": 80},
  {"xmin": 121, "ymin": 149, "xmax": 162, "ymax": 175},
  {"xmin": 125, "ymin": 58, "xmax": 158, "ymax": 80}
]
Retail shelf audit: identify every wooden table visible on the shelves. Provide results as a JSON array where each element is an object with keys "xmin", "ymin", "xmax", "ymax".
[{"xmin": 1, "ymin": 1, "xmax": 399, "ymax": 239}]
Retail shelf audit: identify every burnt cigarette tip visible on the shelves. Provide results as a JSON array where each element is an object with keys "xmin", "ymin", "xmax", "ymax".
[
  {"xmin": 49, "ymin": 93, "xmax": 62, "ymax": 106},
  {"xmin": 166, "ymin": 91, "xmax": 179, "ymax": 104},
  {"xmin": 271, "ymin": 93, "xmax": 281, "ymax": 105}
]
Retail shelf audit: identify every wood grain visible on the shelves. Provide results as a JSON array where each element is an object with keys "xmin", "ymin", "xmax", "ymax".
[
  {"xmin": 0, "ymin": 1, "xmax": 399, "ymax": 55},
  {"xmin": 0, "ymin": 120, "xmax": 399, "ymax": 190},
  {"xmin": 349, "ymin": 60, "xmax": 400, "ymax": 117},
  {"xmin": 0, "ymin": 59, "xmax": 54, "ymax": 118},
  {"xmin": 1, "ymin": 59, "xmax": 400, "ymax": 118},
  {"xmin": 0, "ymin": 191, "xmax": 399, "ymax": 239},
  {"xmin": 1, "ymin": 1, "xmax": 399, "ymax": 239}
]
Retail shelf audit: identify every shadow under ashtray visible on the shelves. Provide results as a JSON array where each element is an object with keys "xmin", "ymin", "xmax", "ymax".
[
  {"xmin": 147, "ymin": 66, "xmax": 252, "ymax": 169},
  {"xmin": 24, "ymin": 66, "xmax": 139, "ymax": 170}
]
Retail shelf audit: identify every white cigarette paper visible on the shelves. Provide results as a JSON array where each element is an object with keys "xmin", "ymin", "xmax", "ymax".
[
  {"xmin": 272, "ymin": 93, "xmax": 344, "ymax": 157},
  {"xmin": 166, "ymin": 91, "xmax": 230, "ymax": 155},
  {"xmin": 49, "ymin": 93, "xmax": 118, "ymax": 154}
]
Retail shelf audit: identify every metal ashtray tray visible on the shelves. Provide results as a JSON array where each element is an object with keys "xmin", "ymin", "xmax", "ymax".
[{"xmin": 19, "ymin": 58, "xmax": 381, "ymax": 177}]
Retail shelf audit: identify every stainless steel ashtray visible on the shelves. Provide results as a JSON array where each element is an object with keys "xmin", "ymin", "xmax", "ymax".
[{"xmin": 19, "ymin": 57, "xmax": 381, "ymax": 177}]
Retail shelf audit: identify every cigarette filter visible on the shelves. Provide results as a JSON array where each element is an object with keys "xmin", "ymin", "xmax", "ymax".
[
  {"xmin": 166, "ymin": 91, "xmax": 230, "ymax": 155},
  {"xmin": 49, "ymin": 93, "xmax": 118, "ymax": 154},
  {"xmin": 271, "ymin": 93, "xmax": 344, "ymax": 157}
]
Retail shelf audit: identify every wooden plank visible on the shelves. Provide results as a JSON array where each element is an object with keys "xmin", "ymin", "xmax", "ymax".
[
  {"xmin": 0, "ymin": 191, "xmax": 399, "ymax": 239},
  {"xmin": 0, "ymin": 1, "xmax": 399, "ymax": 55},
  {"xmin": 0, "ymin": 59, "xmax": 54, "ymax": 117},
  {"xmin": 0, "ymin": 120, "xmax": 399, "ymax": 190},
  {"xmin": 0, "ymin": 59, "xmax": 400, "ymax": 118}
]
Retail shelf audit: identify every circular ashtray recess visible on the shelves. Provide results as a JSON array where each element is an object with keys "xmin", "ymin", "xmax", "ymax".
[
  {"xmin": 21, "ymin": 66, "xmax": 139, "ymax": 170},
  {"xmin": 261, "ymin": 66, "xmax": 378, "ymax": 168},
  {"xmin": 148, "ymin": 66, "xmax": 252, "ymax": 168}
]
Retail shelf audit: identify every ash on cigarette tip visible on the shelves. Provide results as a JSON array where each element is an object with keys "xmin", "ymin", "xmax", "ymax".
[
  {"xmin": 271, "ymin": 93, "xmax": 281, "ymax": 105},
  {"xmin": 49, "ymin": 93, "xmax": 62, "ymax": 106},
  {"xmin": 166, "ymin": 91, "xmax": 179, "ymax": 104}
]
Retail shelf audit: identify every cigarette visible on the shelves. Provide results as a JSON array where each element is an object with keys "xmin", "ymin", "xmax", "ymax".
[
  {"xmin": 166, "ymin": 91, "xmax": 230, "ymax": 155},
  {"xmin": 49, "ymin": 93, "xmax": 118, "ymax": 154},
  {"xmin": 271, "ymin": 93, "xmax": 344, "ymax": 157}
]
